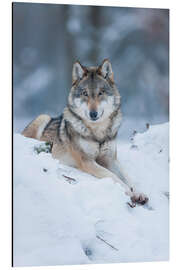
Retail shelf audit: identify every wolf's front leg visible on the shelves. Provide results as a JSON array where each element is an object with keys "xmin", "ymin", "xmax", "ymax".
[
  {"xmin": 78, "ymin": 160, "xmax": 133, "ymax": 194},
  {"xmin": 107, "ymin": 159, "xmax": 149, "ymax": 205}
]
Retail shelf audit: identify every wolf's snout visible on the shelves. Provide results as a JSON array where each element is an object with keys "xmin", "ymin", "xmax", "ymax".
[{"xmin": 89, "ymin": 110, "xmax": 98, "ymax": 120}]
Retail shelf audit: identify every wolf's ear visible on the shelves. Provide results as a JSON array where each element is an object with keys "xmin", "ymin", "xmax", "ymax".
[
  {"xmin": 72, "ymin": 61, "xmax": 87, "ymax": 84},
  {"xmin": 98, "ymin": 59, "xmax": 114, "ymax": 82}
]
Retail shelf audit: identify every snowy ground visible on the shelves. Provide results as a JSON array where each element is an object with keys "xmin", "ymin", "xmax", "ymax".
[{"xmin": 13, "ymin": 123, "xmax": 169, "ymax": 267}]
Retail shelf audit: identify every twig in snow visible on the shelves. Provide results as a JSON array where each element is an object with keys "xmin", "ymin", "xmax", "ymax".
[
  {"xmin": 130, "ymin": 131, "xmax": 139, "ymax": 149},
  {"xmin": 130, "ymin": 130, "xmax": 137, "ymax": 142},
  {"xmin": 96, "ymin": 234, "xmax": 119, "ymax": 251},
  {"xmin": 62, "ymin": 174, "xmax": 77, "ymax": 184},
  {"xmin": 127, "ymin": 202, "xmax": 136, "ymax": 208},
  {"xmin": 146, "ymin": 123, "xmax": 150, "ymax": 130}
]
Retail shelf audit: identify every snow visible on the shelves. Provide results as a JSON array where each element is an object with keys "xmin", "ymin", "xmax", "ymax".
[{"xmin": 13, "ymin": 123, "xmax": 169, "ymax": 267}]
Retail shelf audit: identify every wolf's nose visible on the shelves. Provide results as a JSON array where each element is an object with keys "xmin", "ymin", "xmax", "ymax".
[{"xmin": 89, "ymin": 110, "xmax": 98, "ymax": 120}]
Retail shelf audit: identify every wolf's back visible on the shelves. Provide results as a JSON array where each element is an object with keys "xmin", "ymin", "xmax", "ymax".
[{"xmin": 22, "ymin": 114, "xmax": 62, "ymax": 142}]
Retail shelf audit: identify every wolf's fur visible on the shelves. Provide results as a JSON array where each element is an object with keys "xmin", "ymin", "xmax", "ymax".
[{"xmin": 22, "ymin": 59, "xmax": 148, "ymax": 204}]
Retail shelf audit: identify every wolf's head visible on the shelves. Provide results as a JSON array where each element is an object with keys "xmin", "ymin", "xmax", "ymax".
[{"xmin": 68, "ymin": 59, "xmax": 120, "ymax": 123}]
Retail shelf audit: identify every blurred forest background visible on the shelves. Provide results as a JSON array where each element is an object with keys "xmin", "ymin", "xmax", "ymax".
[{"xmin": 13, "ymin": 2, "xmax": 169, "ymax": 140}]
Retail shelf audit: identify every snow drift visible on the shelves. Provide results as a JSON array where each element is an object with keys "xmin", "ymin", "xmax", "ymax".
[{"xmin": 13, "ymin": 123, "xmax": 169, "ymax": 266}]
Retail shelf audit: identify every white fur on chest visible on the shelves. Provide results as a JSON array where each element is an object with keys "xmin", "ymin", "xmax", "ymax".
[
  {"xmin": 78, "ymin": 136, "xmax": 117, "ymax": 161},
  {"xmin": 78, "ymin": 137, "xmax": 99, "ymax": 158},
  {"xmin": 86, "ymin": 118, "xmax": 110, "ymax": 141}
]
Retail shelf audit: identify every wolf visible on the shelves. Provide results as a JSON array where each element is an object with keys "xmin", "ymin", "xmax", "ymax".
[{"xmin": 22, "ymin": 59, "xmax": 148, "ymax": 205}]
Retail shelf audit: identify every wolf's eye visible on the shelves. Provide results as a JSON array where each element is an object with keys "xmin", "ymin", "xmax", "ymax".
[
  {"xmin": 98, "ymin": 90, "xmax": 104, "ymax": 96},
  {"xmin": 82, "ymin": 90, "xmax": 88, "ymax": 97}
]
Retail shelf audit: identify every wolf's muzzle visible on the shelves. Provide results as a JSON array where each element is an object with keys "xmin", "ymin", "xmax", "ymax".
[{"xmin": 89, "ymin": 110, "xmax": 98, "ymax": 121}]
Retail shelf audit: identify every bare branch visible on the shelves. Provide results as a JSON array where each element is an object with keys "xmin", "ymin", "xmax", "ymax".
[
  {"xmin": 96, "ymin": 234, "xmax": 119, "ymax": 251},
  {"xmin": 62, "ymin": 174, "xmax": 77, "ymax": 184},
  {"xmin": 127, "ymin": 202, "xmax": 136, "ymax": 208}
]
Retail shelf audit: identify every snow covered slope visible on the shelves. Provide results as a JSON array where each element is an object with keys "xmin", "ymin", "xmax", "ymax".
[{"xmin": 13, "ymin": 123, "xmax": 169, "ymax": 267}]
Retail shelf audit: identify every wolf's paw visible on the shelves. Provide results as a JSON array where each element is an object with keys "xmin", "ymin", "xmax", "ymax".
[{"xmin": 130, "ymin": 192, "xmax": 149, "ymax": 205}]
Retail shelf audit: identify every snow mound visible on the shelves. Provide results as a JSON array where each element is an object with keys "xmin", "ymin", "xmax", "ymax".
[{"xmin": 13, "ymin": 123, "xmax": 169, "ymax": 267}]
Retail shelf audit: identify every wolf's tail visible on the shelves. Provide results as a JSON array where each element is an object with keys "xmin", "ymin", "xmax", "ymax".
[{"xmin": 21, "ymin": 114, "xmax": 62, "ymax": 142}]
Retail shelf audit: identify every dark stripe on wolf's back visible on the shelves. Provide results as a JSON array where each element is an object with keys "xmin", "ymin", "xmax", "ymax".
[
  {"xmin": 42, "ymin": 115, "xmax": 63, "ymax": 141},
  {"xmin": 64, "ymin": 120, "xmax": 70, "ymax": 139}
]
